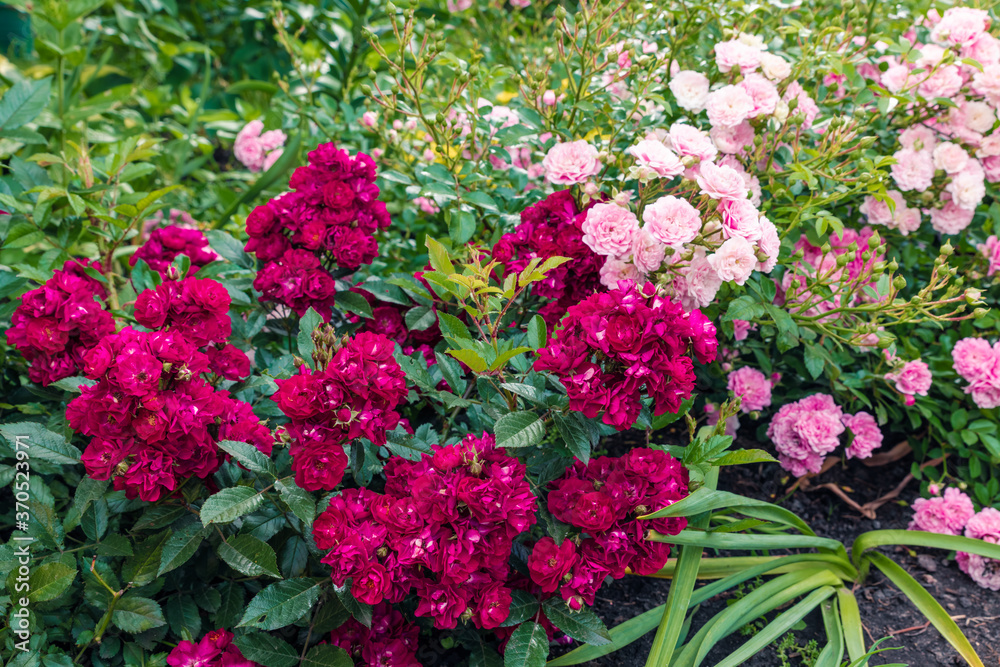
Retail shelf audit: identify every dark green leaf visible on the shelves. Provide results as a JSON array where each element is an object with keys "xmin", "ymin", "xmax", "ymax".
[
  {"xmin": 217, "ymin": 534, "xmax": 281, "ymax": 578},
  {"xmin": 239, "ymin": 578, "xmax": 323, "ymax": 630}
]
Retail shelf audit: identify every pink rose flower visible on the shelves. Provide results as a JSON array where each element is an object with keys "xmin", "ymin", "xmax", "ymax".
[
  {"xmin": 668, "ymin": 123, "xmax": 718, "ymax": 162},
  {"xmin": 899, "ymin": 126, "xmax": 936, "ymax": 152},
  {"xmin": 707, "ymin": 236, "xmax": 757, "ymax": 285},
  {"xmin": 908, "ymin": 487, "xmax": 975, "ymax": 535},
  {"xmin": 631, "ymin": 228, "xmax": 666, "ymax": 273},
  {"xmin": 917, "ymin": 65, "xmax": 963, "ymax": 99},
  {"xmin": 931, "ymin": 7, "xmax": 990, "ymax": 47},
  {"xmin": 582, "ymin": 203, "xmax": 640, "ymax": 257},
  {"xmin": 756, "ymin": 217, "xmax": 780, "ymax": 273},
  {"xmin": 642, "ymin": 195, "xmax": 702, "ymax": 247},
  {"xmin": 706, "ymin": 85, "xmax": 755, "ymax": 128},
  {"xmin": 627, "ymin": 140, "xmax": 684, "ymax": 178},
  {"xmin": 932, "ymin": 142, "xmax": 969, "ymax": 174},
  {"xmin": 952, "ymin": 337, "xmax": 998, "ymax": 382},
  {"xmin": 234, "ymin": 120, "xmax": 287, "ymax": 173},
  {"xmin": 599, "ymin": 257, "xmax": 643, "ymax": 289},
  {"xmin": 542, "ymin": 140, "xmax": 602, "ymax": 184},
  {"xmin": 732, "ymin": 319, "xmax": 755, "ymax": 341},
  {"xmin": 946, "ymin": 159, "xmax": 986, "ymax": 210},
  {"xmin": 669, "ymin": 70, "xmax": 711, "ymax": 112},
  {"xmin": 739, "ymin": 74, "xmax": 779, "ymax": 117},
  {"xmin": 881, "ymin": 63, "xmax": 912, "ymax": 94},
  {"xmin": 957, "ymin": 507, "xmax": 1000, "ymax": 591},
  {"xmin": 891, "ymin": 148, "xmax": 935, "ymax": 191},
  {"xmin": 714, "ymin": 39, "xmax": 761, "ymax": 73},
  {"xmin": 759, "ymin": 53, "xmax": 791, "ymax": 81},
  {"xmin": 678, "ymin": 249, "xmax": 723, "ymax": 309},
  {"xmin": 696, "ymin": 161, "xmax": 749, "ymax": 200},
  {"xmin": 979, "ymin": 236, "xmax": 1000, "ymax": 276},
  {"xmin": 710, "ymin": 122, "xmax": 755, "ymax": 156},
  {"xmin": 718, "ymin": 198, "xmax": 762, "ymax": 242},
  {"xmin": 929, "ymin": 198, "xmax": 975, "ymax": 235},
  {"xmin": 842, "ymin": 411, "xmax": 883, "ymax": 460},
  {"xmin": 885, "ymin": 359, "xmax": 932, "ymax": 397},
  {"xmin": 782, "ymin": 82, "xmax": 820, "ymax": 128},
  {"xmin": 727, "ymin": 367, "xmax": 772, "ymax": 413}
]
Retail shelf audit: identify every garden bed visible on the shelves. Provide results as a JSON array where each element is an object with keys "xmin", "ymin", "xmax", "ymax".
[{"xmin": 578, "ymin": 440, "xmax": 1000, "ymax": 667}]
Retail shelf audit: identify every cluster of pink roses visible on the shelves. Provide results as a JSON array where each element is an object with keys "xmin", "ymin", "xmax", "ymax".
[
  {"xmin": 245, "ymin": 143, "xmax": 391, "ymax": 320},
  {"xmin": 233, "ymin": 119, "xmax": 286, "ymax": 173},
  {"xmin": 534, "ymin": 280, "xmax": 717, "ymax": 431},
  {"xmin": 865, "ymin": 7, "xmax": 999, "ymax": 236},
  {"xmin": 952, "ymin": 337, "xmax": 1000, "ymax": 408},
  {"xmin": 312, "ymin": 433, "xmax": 537, "ymax": 630},
  {"xmin": 528, "ymin": 449, "xmax": 688, "ymax": 610},
  {"xmin": 273, "ymin": 332, "xmax": 407, "ymax": 491},
  {"xmin": 767, "ymin": 393, "xmax": 883, "ymax": 477},
  {"xmin": 130, "ymin": 225, "xmax": 217, "ymax": 276},
  {"xmin": 884, "ymin": 355, "xmax": 934, "ymax": 406},
  {"xmin": 909, "ymin": 486, "xmax": 1000, "ymax": 591},
  {"xmin": 5, "ymin": 259, "xmax": 115, "ymax": 386},
  {"xmin": 167, "ymin": 629, "xmax": 256, "ymax": 667},
  {"xmin": 329, "ymin": 602, "xmax": 422, "ymax": 667},
  {"xmin": 492, "ymin": 190, "xmax": 604, "ymax": 324},
  {"xmin": 726, "ymin": 366, "xmax": 776, "ymax": 413},
  {"xmin": 67, "ymin": 278, "xmax": 270, "ymax": 501}
]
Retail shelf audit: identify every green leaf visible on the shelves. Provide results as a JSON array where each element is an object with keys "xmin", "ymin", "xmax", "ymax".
[
  {"xmin": 112, "ymin": 596, "xmax": 166, "ymax": 634},
  {"xmin": 334, "ymin": 584, "xmax": 372, "ymax": 627},
  {"xmin": 553, "ymin": 412, "xmax": 594, "ymax": 465},
  {"xmin": 217, "ymin": 440, "xmax": 276, "ymax": 477},
  {"xmin": 0, "ymin": 422, "xmax": 82, "ymax": 465},
  {"xmin": 233, "ymin": 633, "xmax": 299, "ymax": 667},
  {"xmin": 438, "ymin": 311, "xmax": 472, "ymax": 340},
  {"xmin": 334, "ymin": 290, "xmax": 373, "ymax": 319},
  {"xmin": 494, "ymin": 412, "xmax": 545, "ymax": 449},
  {"xmin": 96, "ymin": 534, "xmax": 134, "ymax": 557},
  {"xmin": 204, "ymin": 229, "xmax": 253, "ymax": 268},
  {"xmin": 546, "ymin": 603, "xmax": 665, "ymax": 666},
  {"xmin": 449, "ymin": 208, "xmax": 476, "ymax": 244},
  {"xmin": 866, "ymin": 552, "xmax": 984, "ymax": 667},
  {"xmin": 837, "ymin": 588, "xmax": 867, "ymax": 665},
  {"xmin": 541, "ymin": 598, "xmax": 611, "ymax": 646},
  {"xmin": 276, "ymin": 477, "xmax": 316, "ymax": 528},
  {"xmin": 804, "ymin": 344, "xmax": 825, "ymax": 380},
  {"xmin": 501, "ymin": 589, "xmax": 539, "ymax": 627},
  {"xmin": 643, "ymin": 487, "xmax": 817, "ymax": 537},
  {"xmin": 300, "ymin": 645, "xmax": 353, "ymax": 667},
  {"xmin": 504, "ymin": 621, "xmax": 549, "ymax": 667},
  {"xmin": 713, "ymin": 449, "xmax": 778, "ymax": 466},
  {"xmin": 651, "ymin": 397, "xmax": 694, "ymax": 431},
  {"xmin": 201, "ymin": 487, "xmax": 265, "ymax": 525},
  {"xmin": 166, "ymin": 596, "xmax": 202, "ymax": 642},
  {"xmin": 215, "ymin": 581, "xmax": 246, "ymax": 627},
  {"xmin": 63, "ymin": 477, "xmax": 108, "ymax": 532},
  {"xmin": 27, "ymin": 562, "xmax": 76, "ymax": 602},
  {"xmin": 526, "ymin": 315, "xmax": 547, "ymax": 350},
  {"xmin": 489, "ymin": 346, "xmax": 532, "ymax": 370},
  {"xmin": 650, "ymin": 529, "xmax": 841, "ymax": 552},
  {"xmin": 852, "ymin": 529, "xmax": 1000, "ymax": 571},
  {"xmin": 448, "ymin": 348, "xmax": 488, "ymax": 373},
  {"xmin": 49, "ymin": 376, "xmax": 96, "ymax": 393},
  {"xmin": 239, "ymin": 578, "xmax": 323, "ymax": 630},
  {"xmin": 217, "ymin": 534, "xmax": 281, "ymax": 578},
  {"xmin": 297, "ymin": 307, "xmax": 324, "ymax": 367},
  {"xmin": 723, "ymin": 296, "xmax": 765, "ymax": 323},
  {"xmin": 122, "ymin": 531, "xmax": 169, "ymax": 587},
  {"xmin": 425, "ymin": 237, "xmax": 455, "ymax": 275},
  {"xmin": 405, "ymin": 305, "xmax": 437, "ymax": 331},
  {"xmin": 158, "ymin": 523, "xmax": 209, "ymax": 575},
  {"xmin": 0, "ymin": 77, "xmax": 52, "ymax": 130}
]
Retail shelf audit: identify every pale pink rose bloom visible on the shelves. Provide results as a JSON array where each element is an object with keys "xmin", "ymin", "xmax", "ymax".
[
  {"xmin": 696, "ymin": 161, "xmax": 749, "ymax": 200},
  {"xmin": 932, "ymin": 142, "xmax": 969, "ymax": 174},
  {"xmin": 881, "ymin": 63, "xmax": 912, "ymax": 94},
  {"xmin": 542, "ymin": 90, "xmax": 557, "ymax": 106},
  {"xmin": 626, "ymin": 140, "xmax": 684, "ymax": 178},
  {"xmin": 886, "ymin": 359, "xmax": 932, "ymax": 396},
  {"xmin": 707, "ymin": 236, "xmax": 757, "ymax": 285},
  {"xmin": 234, "ymin": 120, "xmax": 267, "ymax": 171},
  {"xmin": 732, "ymin": 319, "xmax": 755, "ymax": 341},
  {"xmin": 714, "ymin": 39, "xmax": 761, "ymax": 73},
  {"xmin": 680, "ymin": 248, "xmax": 723, "ymax": 309},
  {"xmin": 642, "ymin": 195, "xmax": 702, "ymax": 247},
  {"xmin": 983, "ymin": 155, "xmax": 1000, "ymax": 182},
  {"xmin": 631, "ymin": 228, "xmax": 666, "ymax": 273},
  {"xmin": 542, "ymin": 140, "xmax": 602, "ymax": 184},
  {"xmin": 782, "ymin": 82, "xmax": 820, "ymax": 128},
  {"xmin": 717, "ymin": 156, "xmax": 761, "ymax": 206},
  {"xmin": 962, "ymin": 32, "xmax": 1000, "ymax": 66},
  {"xmin": 262, "ymin": 149, "xmax": 283, "ymax": 171},
  {"xmin": 727, "ymin": 367, "xmax": 772, "ymax": 413},
  {"xmin": 952, "ymin": 337, "xmax": 997, "ymax": 382},
  {"xmin": 718, "ymin": 198, "xmax": 762, "ymax": 242},
  {"xmin": 908, "ymin": 487, "xmax": 975, "ymax": 535},
  {"xmin": 704, "ymin": 402, "xmax": 739, "ymax": 437},
  {"xmin": 447, "ymin": 0, "xmax": 472, "ymax": 10},
  {"xmin": 895, "ymin": 202, "xmax": 923, "ymax": 236},
  {"xmin": 258, "ymin": 129, "xmax": 286, "ymax": 152},
  {"xmin": 931, "ymin": 7, "xmax": 990, "ymax": 47},
  {"xmin": 759, "ymin": 52, "xmax": 791, "ymax": 81},
  {"xmin": 668, "ymin": 70, "xmax": 711, "ymax": 112},
  {"xmin": 860, "ymin": 193, "xmax": 896, "ymax": 226},
  {"xmin": 361, "ymin": 111, "xmax": 378, "ymax": 128},
  {"xmin": 963, "ymin": 101, "xmax": 996, "ymax": 133},
  {"xmin": 756, "ymin": 216, "xmax": 780, "ymax": 273},
  {"xmin": 929, "ymin": 198, "xmax": 975, "ymax": 235},
  {"xmin": 842, "ymin": 412, "xmax": 883, "ymax": 460},
  {"xmin": 710, "ymin": 122, "xmax": 755, "ymax": 156},
  {"xmin": 947, "ymin": 159, "xmax": 987, "ymax": 210},
  {"xmin": 779, "ymin": 453, "xmax": 826, "ymax": 478},
  {"xmin": 972, "ymin": 63, "xmax": 1000, "ymax": 98},
  {"xmin": 899, "ymin": 126, "xmax": 936, "ymax": 152},
  {"xmin": 982, "ymin": 134, "xmax": 1000, "ymax": 158},
  {"xmin": 979, "ymin": 235, "xmax": 1000, "ymax": 276},
  {"xmin": 768, "ymin": 393, "xmax": 845, "ymax": 476},
  {"xmin": 413, "ymin": 196, "xmax": 440, "ymax": 215},
  {"xmin": 581, "ymin": 203, "xmax": 640, "ymax": 257},
  {"xmin": 510, "ymin": 0, "xmax": 531, "ymax": 7},
  {"xmin": 917, "ymin": 65, "xmax": 963, "ymax": 99},
  {"xmin": 739, "ymin": 74, "xmax": 779, "ymax": 117},
  {"xmin": 599, "ymin": 257, "xmax": 643, "ymax": 289},
  {"xmin": 967, "ymin": 368, "xmax": 1000, "ymax": 409},
  {"xmin": 667, "ymin": 123, "xmax": 718, "ymax": 162},
  {"xmin": 956, "ymin": 508, "xmax": 1000, "ymax": 591},
  {"xmin": 891, "ymin": 148, "xmax": 935, "ymax": 191},
  {"xmin": 706, "ymin": 85, "xmax": 755, "ymax": 128}
]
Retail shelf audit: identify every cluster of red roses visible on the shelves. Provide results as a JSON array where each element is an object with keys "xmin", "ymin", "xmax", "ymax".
[
  {"xmin": 312, "ymin": 433, "xmax": 537, "ymax": 630},
  {"xmin": 273, "ymin": 331, "xmax": 407, "ymax": 491},
  {"xmin": 166, "ymin": 628, "xmax": 256, "ymax": 667},
  {"xmin": 245, "ymin": 143, "xmax": 391, "ymax": 320},
  {"xmin": 130, "ymin": 225, "xmax": 217, "ymax": 276},
  {"xmin": 67, "ymin": 277, "xmax": 271, "ymax": 501},
  {"xmin": 5, "ymin": 259, "xmax": 116, "ymax": 386},
  {"xmin": 528, "ymin": 449, "xmax": 688, "ymax": 610},
  {"xmin": 492, "ymin": 190, "xmax": 604, "ymax": 325},
  {"xmin": 329, "ymin": 602, "xmax": 422, "ymax": 667},
  {"xmin": 534, "ymin": 280, "xmax": 718, "ymax": 430}
]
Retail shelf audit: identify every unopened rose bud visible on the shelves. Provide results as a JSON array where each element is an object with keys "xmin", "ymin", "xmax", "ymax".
[
  {"xmin": 820, "ymin": 243, "xmax": 831, "ymax": 254},
  {"xmin": 542, "ymin": 89, "xmax": 557, "ymax": 106},
  {"xmin": 888, "ymin": 259, "xmax": 898, "ymax": 271},
  {"xmin": 975, "ymin": 308, "xmax": 990, "ymax": 319},
  {"xmin": 892, "ymin": 276, "xmax": 906, "ymax": 290},
  {"xmin": 293, "ymin": 355, "xmax": 307, "ymax": 368},
  {"xmin": 867, "ymin": 232, "xmax": 880, "ymax": 249},
  {"xmin": 858, "ymin": 136, "xmax": 877, "ymax": 149},
  {"xmin": 836, "ymin": 253, "xmax": 849, "ymax": 267},
  {"xmin": 940, "ymin": 241, "xmax": 954, "ymax": 257},
  {"xmin": 965, "ymin": 288, "xmax": 983, "ymax": 304}
]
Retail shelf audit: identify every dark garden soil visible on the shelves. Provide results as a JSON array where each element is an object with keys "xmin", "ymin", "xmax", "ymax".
[{"xmin": 573, "ymin": 435, "xmax": 1000, "ymax": 667}]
